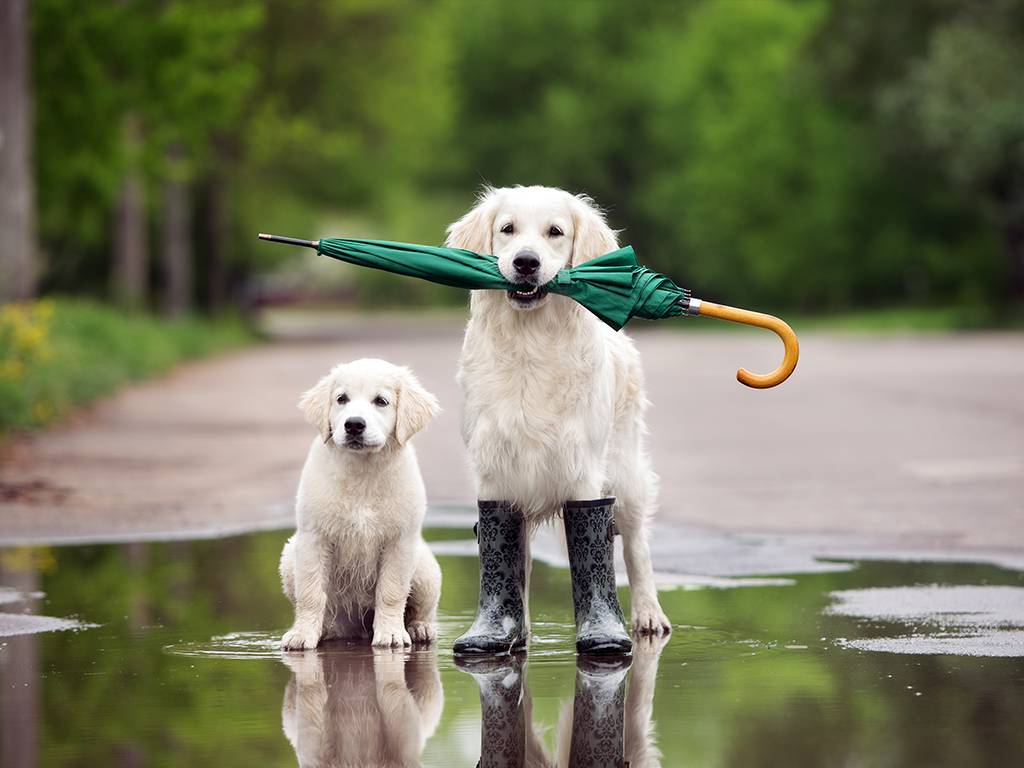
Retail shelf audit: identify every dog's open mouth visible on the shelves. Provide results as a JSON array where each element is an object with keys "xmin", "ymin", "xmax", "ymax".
[
  {"xmin": 344, "ymin": 439, "xmax": 365, "ymax": 451},
  {"xmin": 507, "ymin": 285, "xmax": 548, "ymax": 307}
]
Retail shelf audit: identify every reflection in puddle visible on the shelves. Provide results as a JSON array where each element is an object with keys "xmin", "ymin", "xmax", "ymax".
[
  {"xmin": 282, "ymin": 647, "xmax": 443, "ymax": 767},
  {"xmin": 1, "ymin": 529, "xmax": 1024, "ymax": 765},
  {"xmin": 462, "ymin": 636, "xmax": 667, "ymax": 768},
  {"xmin": 0, "ymin": 552, "xmax": 94, "ymax": 638}
]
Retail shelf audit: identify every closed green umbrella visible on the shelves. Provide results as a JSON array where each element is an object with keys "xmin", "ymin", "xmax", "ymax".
[{"xmin": 259, "ymin": 233, "xmax": 798, "ymax": 388}]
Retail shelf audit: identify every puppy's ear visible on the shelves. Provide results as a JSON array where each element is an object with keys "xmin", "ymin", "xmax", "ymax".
[
  {"xmin": 395, "ymin": 369, "xmax": 441, "ymax": 447},
  {"xmin": 446, "ymin": 187, "xmax": 497, "ymax": 254},
  {"xmin": 571, "ymin": 194, "xmax": 619, "ymax": 266},
  {"xmin": 298, "ymin": 373, "xmax": 334, "ymax": 443}
]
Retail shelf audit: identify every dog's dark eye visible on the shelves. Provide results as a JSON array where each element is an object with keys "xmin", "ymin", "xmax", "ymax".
[
  {"xmin": 373, "ymin": 395, "xmax": 389, "ymax": 407},
  {"xmin": 548, "ymin": 225, "xmax": 563, "ymax": 238},
  {"xmin": 500, "ymin": 222, "xmax": 514, "ymax": 235},
  {"xmin": 336, "ymin": 394, "xmax": 348, "ymax": 404}
]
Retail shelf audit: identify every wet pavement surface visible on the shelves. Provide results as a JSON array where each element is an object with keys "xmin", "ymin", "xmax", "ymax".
[
  {"xmin": 3, "ymin": 325, "xmax": 1022, "ymax": 553},
  {"xmin": 2, "ymin": 519, "xmax": 1023, "ymax": 767}
]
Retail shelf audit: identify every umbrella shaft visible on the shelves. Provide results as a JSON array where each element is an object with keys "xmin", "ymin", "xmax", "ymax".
[{"xmin": 258, "ymin": 233, "xmax": 319, "ymax": 249}]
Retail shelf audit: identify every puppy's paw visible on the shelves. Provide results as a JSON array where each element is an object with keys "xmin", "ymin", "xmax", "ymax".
[
  {"xmin": 281, "ymin": 648, "xmax": 325, "ymax": 682},
  {"xmin": 407, "ymin": 620, "xmax": 437, "ymax": 644},
  {"xmin": 282, "ymin": 625, "xmax": 321, "ymax": 651},
  {"xmin": 631, "ymin": 602, "xmax": 672, "ymax": 636},
  {"xmin": 372, "ymin": 623, "xmax": 412, "ymax": 648}
]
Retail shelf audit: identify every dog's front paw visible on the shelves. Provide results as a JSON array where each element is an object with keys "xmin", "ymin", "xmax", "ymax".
[
  {"xmin": 632, "ymin": 601, "xmax": 672, "ymax": 636},
  {"xmin": 372, "ymin": 622, "xmax": 412, "ymax": 648},
  {"xmin": 282, "ymin": 625, "xmax": 321, "ymax": 651},
  {"xmin": 407, "ymin": 620, "xmax": 437, "ymax": 644}
]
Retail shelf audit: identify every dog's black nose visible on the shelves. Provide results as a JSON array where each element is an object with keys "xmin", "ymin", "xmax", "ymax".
[
  {"xmin": 513, "ymin": 250, "xmax": 540, "ymax": 276},
  {"xmin": 344, "ymin": 417, "xmax": 366, "ymax": 435}
]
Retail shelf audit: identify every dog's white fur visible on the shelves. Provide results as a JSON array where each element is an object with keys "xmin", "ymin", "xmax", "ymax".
[
  {"xmin": 280, "ymin": 358, "xmax": 442, "ymax": 649},
  {"xmin": 448, "ymin": 185, "xmax": 670, "ymax": 635}
]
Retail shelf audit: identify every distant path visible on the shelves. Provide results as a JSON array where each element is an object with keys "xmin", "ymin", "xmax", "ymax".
[{"xmin": 1, "ymin": 313, "xmax": 1022, "ymax": 553}]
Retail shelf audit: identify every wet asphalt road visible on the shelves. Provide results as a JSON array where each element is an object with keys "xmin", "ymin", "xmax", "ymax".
[{"xmin": 1, "ymin": 312, "xmax": 1021, "ymax": 554}]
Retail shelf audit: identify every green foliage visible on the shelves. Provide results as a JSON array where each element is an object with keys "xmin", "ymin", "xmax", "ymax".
[
  {"xmin": 31, "ymin": 0, "xmax": 262, "ymax": 293},
  {"xmin": 882, "ymin": 4, "xmax": 1024, "ymax": 193},
  {"xmin": 631, "ymin": 0, "xmax": 868, "ymax": 308},
  {"xmin": 0, "ymin": 299, "xmax": 253, "ymax": 435},
  {"xmin": 28, "ymin": 0, "xmax": 1024, "ymax": 311}
]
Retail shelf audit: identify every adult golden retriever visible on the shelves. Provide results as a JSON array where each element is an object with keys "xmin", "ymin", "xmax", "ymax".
[{"xmin": 448, "ymin": 186, "xmax": 670, "ymax": 636}]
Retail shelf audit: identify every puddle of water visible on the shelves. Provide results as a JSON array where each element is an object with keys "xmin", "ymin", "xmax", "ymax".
[{"xmin": 1, "ymin": 529, "xmax": 1022, "ymax": 766}]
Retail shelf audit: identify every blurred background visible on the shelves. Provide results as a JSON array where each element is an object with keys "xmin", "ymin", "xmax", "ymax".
[{"xmin": 2, "ymin": 0, "xmax": 1023, "ymax": 431}]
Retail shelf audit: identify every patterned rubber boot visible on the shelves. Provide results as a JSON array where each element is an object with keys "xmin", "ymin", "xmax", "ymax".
[
  {"xmin": 569, "ymin": 656, "xmax": 631, "ymax": 768},
  {"xmin": 454, "ymin": 501, "xmax": 528, "ymax": 655},
  {"xmin": 455, "ymin": 654, "xmax": 526, "ymax": 768},
  {"xmin": 564, "ymin": 498, "xmax": 633, "ymax": 655}
]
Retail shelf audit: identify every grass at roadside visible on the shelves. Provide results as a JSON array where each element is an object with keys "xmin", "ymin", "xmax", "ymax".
[
  {"xmin": 0, "ymin": 299, "xmax": 255, "ymax": 436},
  {"xmin": 788, "ymin": 305, "xmax": 1024, "ymax": 333},
  {"xmin": 674, "ymin": 304, "xmax": 1024, "ymax": 334}
]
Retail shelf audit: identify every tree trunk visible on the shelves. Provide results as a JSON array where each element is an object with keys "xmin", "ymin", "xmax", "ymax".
[
  {"xmin": 112, "ymin": 115, "xmax": 148, "ymax": 309},
  {"xmin": 0, "ymin": 0, "xmax": 37, "ymax": 301},
  {"xmin": 161, "ymin": 144, "xmax": 191, "ymax": 318}
]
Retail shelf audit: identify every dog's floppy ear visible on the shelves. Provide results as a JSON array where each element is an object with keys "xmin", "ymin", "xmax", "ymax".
[
  {"xmin": 571, "ymin": 194, "xmax": 619, "ymax": 266},
  {"xmin": 395, "ymin": 368, "xmax": 441, "ymax": 446},
  {"xmin": 298, "ymin": 373, "xmax": 335, "ymax": 443},
  {"xmin": 446, "ymin": 187, "xmax": 497, "ymax": 254}
]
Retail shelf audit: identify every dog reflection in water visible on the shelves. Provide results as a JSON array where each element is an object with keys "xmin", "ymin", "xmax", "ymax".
[
  {"xmin": 281, "ymin": 646, "xmax": 443, "ymax": 768},
  {"xmin": 460, "ymin": 634, "xmax": 668, "ymax": 768}
]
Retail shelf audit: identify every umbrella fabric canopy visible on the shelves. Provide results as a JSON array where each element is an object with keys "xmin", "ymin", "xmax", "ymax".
[
  {"xmin": 314, "ymin": 237, "xmax": 684, "ymax": 331},
  {"xmin": 259, "ymin": 233, "xmax": 798, "ymax": 388}
]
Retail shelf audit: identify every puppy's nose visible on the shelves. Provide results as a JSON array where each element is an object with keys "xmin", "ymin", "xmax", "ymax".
[
  {"xmin": 344, "ymin": 417, "xmax": 366, "ymax": 435},
  {"xmin": 513, "ymin": 250, "xmax": 540, "ymax": 277}
]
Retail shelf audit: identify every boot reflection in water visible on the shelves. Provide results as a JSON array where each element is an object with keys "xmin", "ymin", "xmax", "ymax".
[
  {"xmin": 566, "ymin": 657, "xmax": 630, "ymax": 768},
  {"xmin": 456, "ymin": 653, "xmax": 529, "ymax": 768},
  {"xmin": 280, "ymin": 646, "xmax": 443, "ymax": 768},
  {"xmin": 460, "ymin": 633, "xmax": 667, "ymax": 768}
]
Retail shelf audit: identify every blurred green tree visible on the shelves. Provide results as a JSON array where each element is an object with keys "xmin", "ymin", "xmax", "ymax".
[
  {"xmin": 882, "ymin": 2, "xmax": 1024, "ymax": 299},
  {"xmin": 32, "ymin": 0, "xmax": 262, "ymax": 312},
  {"xmin": 24, "ymin": 0, "xmax": 1023, "ymax": 315}
]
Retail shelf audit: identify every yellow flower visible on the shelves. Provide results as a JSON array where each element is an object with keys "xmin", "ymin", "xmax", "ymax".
[
  {"xmin": 0, "ymin": 547, "xmax": 57, "ymax": 574},
  {"xmin": 31, "ymin": 400, "xmax": 54, "ymax": 422},
  {"xmin": 0, "ymin": 301, "xmax": 53, "ymax": 362}
]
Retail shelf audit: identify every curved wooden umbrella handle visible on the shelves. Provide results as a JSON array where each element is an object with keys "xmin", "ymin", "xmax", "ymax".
[{"xmin": 694, "ymin": 300, "xmax": 799, "ymax": 388}]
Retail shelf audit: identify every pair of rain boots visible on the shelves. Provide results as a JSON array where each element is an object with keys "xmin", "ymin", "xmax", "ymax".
[{"xmin": 453, "ymin": 498, "xmax": 632, "ymax": 656}]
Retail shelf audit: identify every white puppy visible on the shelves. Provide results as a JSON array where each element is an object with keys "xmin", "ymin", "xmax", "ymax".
[
  {"xmin": 280, "ymin": 358, "xmax": 442, "ymax": 649},
  {"xmin": 448, "ymin": 185, "xmax": 670, "ymax": 635}
]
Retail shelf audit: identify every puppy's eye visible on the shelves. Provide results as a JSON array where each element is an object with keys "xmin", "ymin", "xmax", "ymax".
[
  {"xmin": 500, "ymin": 223, "xmax": 514, "ymax": 235},
  {"xmin": 548, "ymin": 225, "xmax": 563, "ymax": 238},
  {"xmin": 373, "ymin": 395, "xmax": 389, "ymax": 407},
  {"xmin": 336, "ymin": 394, "xmax": 348, "ymax": 404}
]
